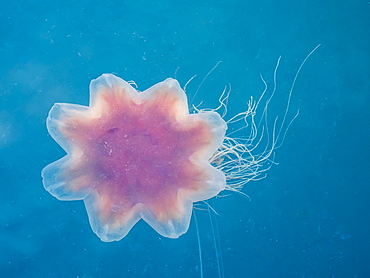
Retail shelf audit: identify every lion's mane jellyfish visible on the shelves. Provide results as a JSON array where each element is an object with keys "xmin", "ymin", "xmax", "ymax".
[{"xmin": 42, "ymin": 61, "xmax": 301, "ymax": 241}]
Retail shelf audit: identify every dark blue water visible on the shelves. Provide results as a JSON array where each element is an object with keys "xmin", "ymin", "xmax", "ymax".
[{"xmin": 1, "ymin": 1, "xmax": 369, "ymax": 277}]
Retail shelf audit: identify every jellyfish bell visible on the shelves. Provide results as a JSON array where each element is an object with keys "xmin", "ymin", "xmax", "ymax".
[{"xmin": 42, "ymin": 74, "xmax": 228, "ymax": 242}]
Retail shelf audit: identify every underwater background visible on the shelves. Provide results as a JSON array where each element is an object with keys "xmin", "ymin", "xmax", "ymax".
[{"xmin": 0, "ymin": 0, "xmax": 369, "ymax": 277}]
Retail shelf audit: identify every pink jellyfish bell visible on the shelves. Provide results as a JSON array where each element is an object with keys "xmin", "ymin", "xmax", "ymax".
[{"xmin": 42, "ymin": 74, "xmax": 227, "ymax": 242}]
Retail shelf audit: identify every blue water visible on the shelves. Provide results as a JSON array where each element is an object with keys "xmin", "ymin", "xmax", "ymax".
[{"xmin": 1, "ymin": 1, "xmax": 369, "ymax": 277}]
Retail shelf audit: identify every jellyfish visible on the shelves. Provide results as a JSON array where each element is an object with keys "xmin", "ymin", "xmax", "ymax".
[
  {"xmin": 42, "ymin": 46, "xmax": 319, "ymax": 242},
  {"xmin": 43, "ymin": 73, "xmax": 275, "ymax": 242},
  {"xmin": 40, "ymin": 71, "xmax": 289, "ymax": 242}
]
